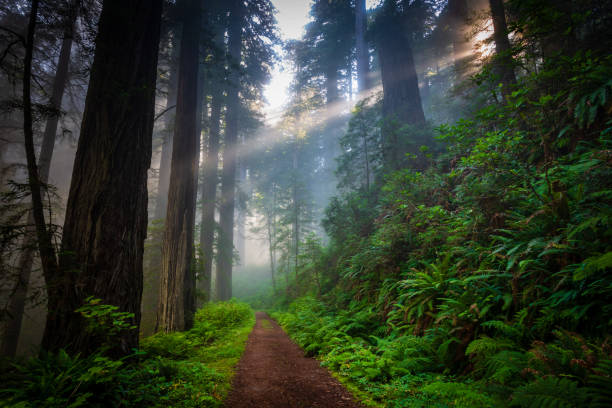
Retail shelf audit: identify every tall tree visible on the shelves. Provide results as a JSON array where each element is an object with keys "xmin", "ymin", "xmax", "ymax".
[
  {"xmin": 19, "ymin": 0, "xmax": 60, "ymax": 355},
  {"xmin": 294, "ymin": 0, "xmax": 353, "ymax": 105},
  {"xmin": 199, "ymin": 86, "xmax": 222, "ymax": 303},
  {"xmin": 488, "ymin": 0, "xmax": 516, "ymax": 96},
  {"xmin": 216, "ymin": 0, "xmax": 243, "ymax": 301},
  {"xmin": 157, "ymin": 0, "xmax": 201, "ymax": 332},
  {"xmin": 199, "ymin": 12, "xmax": 226, "ymax": 302},
  {"xmin": 42, "ymin": 0, "xmax": 163, "ymax": 355},
  {"xmin": 2, "ymin": 0, "xmax": 79, "ymax": 358},
  {"xmin": 355, "ymin": 0, "xmax": 370, "ymax": 93},
  {"xmin": 154, "ymin": 33, "xmax": 180, "ymax": 221},
  {"xmin": 374, "ymin": 0, "xmax": 426, "ymax": 169}
]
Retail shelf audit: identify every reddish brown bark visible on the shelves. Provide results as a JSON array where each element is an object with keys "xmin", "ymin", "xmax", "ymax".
[
  {"xmin": 42, "ymin": 0, "xmax": 163, "ymax": 355},
  {"xmin": 157, "ymin": 0, "xmax": 201, "ymax": 332}
]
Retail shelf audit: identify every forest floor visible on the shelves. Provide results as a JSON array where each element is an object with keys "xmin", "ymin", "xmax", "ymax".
[{"xmin": 224, "ymin": 312, "xmax": 363, "ymax": 408}]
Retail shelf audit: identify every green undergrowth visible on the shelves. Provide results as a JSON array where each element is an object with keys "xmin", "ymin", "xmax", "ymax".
[
  {"xmin": 0, "ymin": 300, "xmax": 254, "ymax": 408},
  {"xmin": 273, "ymin": 297, "xmax": 612, "ymax": 408},
  {"xmin": 268, "ymin": 38, "xmax": 612, "ymax": 408}
]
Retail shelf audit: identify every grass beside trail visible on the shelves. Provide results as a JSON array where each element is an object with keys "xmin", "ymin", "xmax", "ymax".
[{"xmin": 0, "ymin": 301, "xmax": 254, "ymax": 408}]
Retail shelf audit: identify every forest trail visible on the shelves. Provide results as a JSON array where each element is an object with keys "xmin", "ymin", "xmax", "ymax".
[{"xmin": 224, "ymin": 312, "xmax": 363, "ymax": 408}]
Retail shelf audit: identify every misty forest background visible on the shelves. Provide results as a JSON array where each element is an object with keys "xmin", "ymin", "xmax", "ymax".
[{"xmin": 1, "ymin": 0, "xmax": 612, "ymax": 407}]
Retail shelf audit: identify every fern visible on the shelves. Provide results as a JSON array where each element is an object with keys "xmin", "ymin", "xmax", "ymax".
[
  {"xmin": 420, "ymin": 381, "xmax": 498, "ymax": 408},
  {"xmin": 484, "ymin": 351, "xmax": 528, "ymax": 385},
  {"xmin": 511, "ymin": 377, "xmax": 587, "ymax": 408},
  {"xmin": 466, "ymin": 336, "xmax": 517, "ymax": 358},
  {"xmin": 481, "ymin": 320, "xmax": 525, "ymax": 340},
  {"xmin": 586, "ymin": 360, "xmax": 612, "ymax": 408}
]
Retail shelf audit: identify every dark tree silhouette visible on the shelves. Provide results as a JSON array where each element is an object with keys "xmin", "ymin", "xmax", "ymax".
[
  {"xmin": 42, "ymin": 0, "xmax": 163, "ymax": 355},
  {"xmin": 157, "ymin": 0, "xmax": 202, "ymax": 332}
]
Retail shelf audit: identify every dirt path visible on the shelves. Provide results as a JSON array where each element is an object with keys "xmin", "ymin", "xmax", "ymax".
[{"xmin": 224, "ymin": 312, "xmax": 363, "ymax": 408}]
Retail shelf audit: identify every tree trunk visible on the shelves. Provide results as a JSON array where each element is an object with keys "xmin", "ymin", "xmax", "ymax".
[
  {"xmin": 20, "ymin": 0, "xmax": 60, "ymax": 354},
  {"xmin": 355, "ymin": 0, "xmax": 370, "ymax": 93},
  {"xmin": 157, "ymin": 0, "xmax": 201, "ymax": 333},
  {"xmin": 42, "ymin": 0, "xmax": 163, "ymax": 355},
  {"xmin": 216, "ymin": 0, "xmax": 243, "ymax": 301},
  {"xmin": 266, "ymin": 196, "xmax": 276, "ymax": 292},
  {"xmin": 488, "ymin": 0, "xmax": 516, "ymax": 96},
  {"xmin": 199, "ymin": 18, "xmax": 225, "ymax": 304},
  {"xmin": 154, "ymin": 34, "xmax": 180, "ymax": 221},
  {"xmin": 292, "ymin": 140, "xmax": 299, "ymax": 279},
  {"xmin": 236, "ymin": 156, "xmax": 246, "ymax": 268},
  {"xmin": 2, "ymin": 0, "xmax": 77, "ymax": 358},
  {"xmin": 199, "ymin": 87, "xmax": 222, "ymax": 303},
  {"xmin": 141, "ymin": 29, "xmax": 181, "ymax": 338},
  {"xmin": 377, "ymin": 0, "xmax": 426, "ymax": 169},
  {"xmin": 192, "ymin": 55, "xmax": 206, "ymax": 311}
]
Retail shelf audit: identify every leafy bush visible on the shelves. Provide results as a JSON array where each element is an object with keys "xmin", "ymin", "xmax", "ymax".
[{"xmin": 0, "ymin": 301, "xmax": 254, "ymax": 408}]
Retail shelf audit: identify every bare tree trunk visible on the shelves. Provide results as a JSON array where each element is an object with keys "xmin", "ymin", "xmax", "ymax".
[
  {"xmin": 42, "ymin": 0, "xmax": 163, "ymax": 355},
  {"xmin": 216, "ymin": 0, "xmax": 243, "ymax": 301},
  {"xmin": 488, "ymin": 0, "xmax": 516, "ymax": 96},
  {"xmin": 192, "ymin": 56, "xmax": 206, "ymax": 311},
  {"xmin": 154, "ymin": 34, "xmax": 180, "ymax": 221},
  {"xmin": 355, "ymin": 0, "xmax": 370, "ymax": 93},
  {"xmin": 199, "ymin": 18, "xmax": 225, "ymax": 304},
  {"xmin": 377, "ymin": 0, "xmax": 426, "ymax": 169},
  {"xmin": 2, "ymin": 0, "xmax": 77, "ymax": 358},
  {"xmin": 292, "ymin": 140, "xmax": 299, "ymax": 280},
  {"xmin": 157, "ymin": 0, "xmax": 201, "ymax": 333},
  {"xmin": 266, "ymin": 201, "xmax": 276, "ymax": 292},
  {"xmin": 141, "ymin": 30, "xmax": 181, "ymax": 338},
  {"xmin": 199, "ymin": 87, "xmax": 222, "ymax": 303}
]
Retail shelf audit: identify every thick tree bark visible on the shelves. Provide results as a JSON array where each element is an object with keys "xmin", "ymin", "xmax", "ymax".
[
  {"xmin": 199, "ymin": 87, "xmax": 222, "ymax": 302},
  {"xmin": 292, "ymin": 140, "xmax": 299, "ymax": 279},
  {"xmin": 355, "ymin": 0, "xmax": 370, "ymax": 93},
  {"xmin": 191, "ymin": 57, "xmax": 206, "ymax": 311},
  {"xmin": 236, "ymin": 157, "xmax": 246, "ymax": 268},
  {"xmin": 378, "ymin": 34, "xmax": 424, "ymax": 125},
  {"xmin": 266, "ymin": 188, "xmax": 276, "ymax": 292},
  {"xmin": 448, "ymin": 0, "xmax": 471, "ymax": 79},
  {"xmin": 141, "ymin": 32, "xmax": 181, "ymax": 338},
  {"xmin": 2, "ymin": 0, "xmax": 77, "ymax": 358},
  {"xmin": 42, "ymin": 0, "xmax": 163, "ymax": 355},
  {"xmin": 377, "ymin": 0, "xmax": 426, "ymax": 169},
  {"xmin": 488, "ymin": 0, "xmax": 516, "ymax": 96},
  {"xmin": 157, "ymin": 0, "xmax": 201, "ymax": 333},
  {"xmin": 154, "ymin": 35, "xmax": 180, "ymax": 221},
  {"xmin": 216, "ymin": 0, "xmax": 243, "ymax": 301},
  {"xmin": 199, "ymin": 18, "xmax": 226, "ymax": 303}
]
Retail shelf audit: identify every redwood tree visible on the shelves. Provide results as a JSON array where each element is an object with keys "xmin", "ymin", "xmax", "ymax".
[
  {"xmin": 489, "ymin": 0, "xmax": 516, "ymax": 96},
  {"xmin": 216, "ymin": 0, "xmax": 243, "ymax": 301},
  {"xmin": 42, "ymin": 0, "xmax": 163, "ymax": 355},
  {"xmin": 355, "ymin": 0, "xmax": 370, "ymax": 93},
  {"xmin": 375, "ymin": 0, "xmax": 426, "ymax": 169},
  {"xmin": 157, "ymin": 0, "xmax": 202, "ymax": 332}
]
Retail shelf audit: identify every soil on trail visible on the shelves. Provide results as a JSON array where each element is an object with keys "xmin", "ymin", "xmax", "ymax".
[{"xmin": 224, "ymin": 311, "xmax": 363, "ymax": 408}]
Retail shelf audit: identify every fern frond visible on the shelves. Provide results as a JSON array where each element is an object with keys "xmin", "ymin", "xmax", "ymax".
[{"xmin": 511, "ymin": 377, "xmax": 587, "ymax": 408}]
